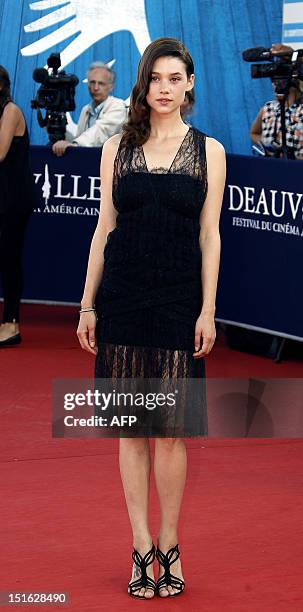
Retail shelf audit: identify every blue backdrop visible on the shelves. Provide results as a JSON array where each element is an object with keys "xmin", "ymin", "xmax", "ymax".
[{"xmin": 0, "ymin": 0, "xmax": 283, "ymax": 154}]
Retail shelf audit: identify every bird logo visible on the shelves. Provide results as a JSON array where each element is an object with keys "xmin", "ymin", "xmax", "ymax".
[
  {"xmin": 42, "ymin": 163, "xmax": 51, "ymax": 205},
  {"xmin": 21, "ymin": 0, "xmax": 151, "ymax": 69}
]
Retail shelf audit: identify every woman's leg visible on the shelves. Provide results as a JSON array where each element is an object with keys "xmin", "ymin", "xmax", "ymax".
[
  {"xmin": 154, "ymin": 437, "xmax": 187, "ymax": 596},
  {"xmin": 0, "ymin": 211, "xmax": 30, "ymax": 338},
  {"xmin": 119, "ymin": 437, "xmax": 155, "ymax": 598}
]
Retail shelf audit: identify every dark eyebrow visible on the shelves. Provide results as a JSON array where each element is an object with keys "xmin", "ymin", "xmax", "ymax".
[{"xmin": 151, "ymin": 71, "xmax": 183, "ymax": 76}]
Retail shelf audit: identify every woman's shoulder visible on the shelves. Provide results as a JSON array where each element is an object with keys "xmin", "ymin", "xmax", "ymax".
[
  {"xmin": 0, "ymin": 102, "xmax": 25, "ymax": 137},
  {"xmin": 192, "ymin": 126, "xmax": 225, "ymax": 157},
  {"xmin": 2, "ymin": 101, "xmax": 22, "ymax": 118},
  {"xmin": 192, "ymin": 126, "xmax": 224, "ymax": 152},
  {"xmin": 205, "ymin": 136, "xmax": 225, "ymax": 156},
  {"xmin": 103, "ymin": 133, "xmax": 123, "ymax": 154},
  {"xmin": 102, "ymin": 134, "xmax": 122, "ymax": 162}
]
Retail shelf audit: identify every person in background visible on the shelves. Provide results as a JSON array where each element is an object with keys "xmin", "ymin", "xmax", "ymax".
[
  {"xmin": 0, "ymin": 66, "xmax": 35, "ymax": 347},
  {"xmin": 250, "ymin": 44, "xmax": 303, "ymax": 159},
  {"xmin": 52, "ymin": 62, "xmax": 127, "ymax": 156}
]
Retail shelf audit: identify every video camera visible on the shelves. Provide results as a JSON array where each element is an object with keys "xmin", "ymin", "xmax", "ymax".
[
  {"xmin": 243, "ymin": 47, "xmax": 303, "ymax": 158},
  {"xmin": 243, "ymin": 47, "xmax": 303, "ymax": 95},
  {"xmin": 31, "ymin": 53, "xmax": 79, "ymax": 144}
]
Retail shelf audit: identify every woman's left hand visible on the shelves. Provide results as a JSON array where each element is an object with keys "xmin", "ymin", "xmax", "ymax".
[{"xmin": 193, "ymin": 312, "xmax": 216, "ymax": 358}]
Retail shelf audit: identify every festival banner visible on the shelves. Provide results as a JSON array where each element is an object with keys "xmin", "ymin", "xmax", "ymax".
[{"xmin": 1, "ymin": 146, "xmax": 302, "ymax": 341}]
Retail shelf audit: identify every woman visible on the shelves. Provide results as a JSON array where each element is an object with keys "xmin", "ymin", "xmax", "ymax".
[
  {"xmin": 77, "ymin": 38, "xmax": 226, "ymax": 598},
  {"xmin": 0, "ymin": 66, "xmax": 35, "ymax": 346}
]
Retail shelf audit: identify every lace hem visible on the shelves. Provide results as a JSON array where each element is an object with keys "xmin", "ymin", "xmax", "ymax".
[{"xmin": 94, "ymin": 343, "xmax": 208, "ymax": 437}]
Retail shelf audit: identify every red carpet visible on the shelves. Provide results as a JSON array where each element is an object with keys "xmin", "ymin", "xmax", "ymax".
[{"xmin": 0, "ymin": 305, "xmax": 303, "ymax": 610}]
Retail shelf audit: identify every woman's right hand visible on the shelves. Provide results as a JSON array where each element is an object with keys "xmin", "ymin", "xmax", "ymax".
[{"xmin": 77, "ymin": 312, "xmax": 98, "ymax": 355}]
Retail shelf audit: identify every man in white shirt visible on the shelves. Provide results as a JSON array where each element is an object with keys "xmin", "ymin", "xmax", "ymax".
[{"xmin": 52, "ymin": 62, "xmax": 127, "ymax": 156}]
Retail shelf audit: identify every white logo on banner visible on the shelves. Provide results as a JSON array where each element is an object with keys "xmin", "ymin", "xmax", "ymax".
[
  {"xmin": 42, "ymin": 163, "xmax": 51, "ymax": 204},
  {"xmin": 34, "ymin": 165, "xmax": 101, "ymax": 215},
  {"xmin": 21, "ymin": 0, "xmax": 151, "ymax": 69},
  {"xmin": 228, "ymin": 185, "xmax": 303, "ymax": 237}
]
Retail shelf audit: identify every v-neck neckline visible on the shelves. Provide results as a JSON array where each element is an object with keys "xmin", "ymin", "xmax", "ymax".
[{"xmin": 141, "ymin": 126, "xmax": 192, "ymax": 174}]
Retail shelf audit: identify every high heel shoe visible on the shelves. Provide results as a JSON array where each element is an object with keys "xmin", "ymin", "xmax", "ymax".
[
  {"xmin": 0, "ymin": 332, "xmax": 21, "ymax": 347},
  {"xmin": 128, "ymin": 543, "xmax": 156, "ymax": 598},
  {"xmin": 156, "ymin": 543, "xmax": 185, "ymax": 597}
]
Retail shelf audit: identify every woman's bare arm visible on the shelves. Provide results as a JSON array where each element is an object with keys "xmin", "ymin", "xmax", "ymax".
[
  {"xmin": 77, "ymin": 133, "xmax": 121, "ymax": 354},
  {"xmin": 193, "ymin": 136, "xmax": 226, "ymax": 358},
  {"xmin": 250, "ymin": 108, "xmax": 263, "ymax": 144},
  {"xmin": 200, "ymin": 137, "xmax": 226, "ymax": 315},
  {"xmin": 0, "ymin": 103, "xmax": 23, "ymax": 161}
]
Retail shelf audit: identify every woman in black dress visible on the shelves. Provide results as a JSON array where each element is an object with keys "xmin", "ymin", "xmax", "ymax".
[
  {"xmin": 0, "ymin": 66, "xmax": 35, "ymax": 347},
  {"xmin": 78, "ymin": 38, "xmax": 226, "ymax": 599}
]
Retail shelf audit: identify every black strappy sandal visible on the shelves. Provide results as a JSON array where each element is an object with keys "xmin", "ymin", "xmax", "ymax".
[
  {"xmin": 156, "ymin": 544, "xmax": 185, "ymax": 597},
  {"xmin": 128, "ymin": 543, "xmax": 156, "ymax": 599}
]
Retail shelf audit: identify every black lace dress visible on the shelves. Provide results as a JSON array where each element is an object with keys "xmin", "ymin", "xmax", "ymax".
[{"xmin": 94, "ymin": 126, "xmax": 208, "ymax": 437}]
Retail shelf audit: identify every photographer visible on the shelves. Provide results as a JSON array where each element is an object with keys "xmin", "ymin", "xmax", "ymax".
[
  {"xmin": 0, "ymin": 66, "xmax": 35, "ymax": 347},
  {"xmin": 52, "ymin": 62, "xmax": 127, "ymax": 156},
  {"xmin": 250, "ymin": 44, "xmax": 303, "ymax": 159}
]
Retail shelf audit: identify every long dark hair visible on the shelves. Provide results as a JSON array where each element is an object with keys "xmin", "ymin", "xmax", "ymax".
[
  {"xmin": 0, "ymin": 65, "xmax": 12, "ymax": 117},
  {"xmin": 122, "ymin": 38, "xmax": 195, "ymax": 146}
]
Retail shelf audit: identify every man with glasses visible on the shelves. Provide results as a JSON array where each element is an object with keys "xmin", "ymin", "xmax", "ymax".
[{"xmin": 52, "ymin": 62, "xmax": 127, "ymax": 156}]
